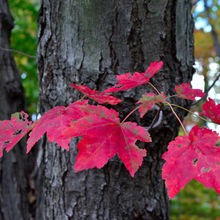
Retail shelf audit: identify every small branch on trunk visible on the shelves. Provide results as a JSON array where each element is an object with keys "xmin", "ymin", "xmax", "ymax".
[{"xmin": 0, "ymin": 47, "xmax": 36, "ymax": 59}]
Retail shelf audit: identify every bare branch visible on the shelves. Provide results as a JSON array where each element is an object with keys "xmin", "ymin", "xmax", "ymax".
[
  {"xmin": 192, "ymin": 72, "xmax": 220, "ymax": 105},
  {"xmin": 204, "ymin": 72, "xmax": 220, "ymax": 95},
  {"xmin": 0, "ymin": 47, "xmax": 36, "ymax": 59}
]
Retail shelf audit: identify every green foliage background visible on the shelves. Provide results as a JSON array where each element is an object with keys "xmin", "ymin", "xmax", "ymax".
[
  {"xmin": 8, "ymin": 0, "xmax": 220, "ymax": 219},
  {"xmin": 9, "ymin": 0, "xmax": 39, "ymax": 114},
  {"xmin": 171, "ymin": 180, "xmax": 220, "ymax": 220}
]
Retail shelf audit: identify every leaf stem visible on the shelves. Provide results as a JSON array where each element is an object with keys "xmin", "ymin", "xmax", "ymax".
[
  {"xmin": 166, "ymin": 102, "xmax": 188, "ymax": 135},
  {"xmin": 169, "ymin": 103, "xmax": 212, "ymax": 123},
  {"xmin": 121, "ymin": 106, "xmax": 141, "ymax": 124},
  {"xmin": 147, "ymin": 82, "xmax": 160, "ymax": 95},
  {"xmin": 79, "ymin": 95, "xmax": 86, "ymax": 102},
  {"xmin": 166, "ymin": 94, "xmax": 178, "ymax": 99}
]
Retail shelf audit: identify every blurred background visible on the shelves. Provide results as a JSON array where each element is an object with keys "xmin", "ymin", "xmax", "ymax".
[
  {"xmin": 6, "ymin": 0, "xmax": 220, "ymax": 219},
  {"xmin": 8, "ymin": 0, "xmax": 39, "ymax": 116}
]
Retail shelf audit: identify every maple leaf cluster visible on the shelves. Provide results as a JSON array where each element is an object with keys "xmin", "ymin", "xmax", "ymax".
[{"xmin": 0, "ymin": 60, "xmax": 219, "ymax": 200}]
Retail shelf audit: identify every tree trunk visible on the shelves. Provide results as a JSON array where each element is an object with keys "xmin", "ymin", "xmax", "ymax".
[
  {"xmin": 36, "ymin": 0, "xmax": 194, "ymax": 219},
  {"xmin": 0, "ymin": 0, "xmax": 30, "ymax": 219}
]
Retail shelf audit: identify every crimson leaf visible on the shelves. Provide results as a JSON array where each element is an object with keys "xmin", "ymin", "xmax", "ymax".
[
  {"xmin": 201, "ymin": 98, "xmax": 220, "ymax": 124},
  {"xmin": 27, "ymin": 100, "xmax": 89, "ymax": 152},
  {"xmin": 175, "ymin": 83, "xmax": 205, "ymax": 100},
  {"xmin": 61, "ymin": 105, "xmax": 151, "ymax": 177},
  {"xmin": 0, "ymin": 111, "xmax": 32, "ymax": 157},
  {"xmin": 137, "ymin": 92, "xmax": 166, "ymax": 118},
  {"xmin": 70, "ymin": 84, "xmax": 122, "ymax": 105},
  {"xmin": 162, "ymin": 126, "xmax": 220, "ymax": 199},
  {"xmin": 102, "ymin": 61, "xmax": 163, "ymax": 93}
]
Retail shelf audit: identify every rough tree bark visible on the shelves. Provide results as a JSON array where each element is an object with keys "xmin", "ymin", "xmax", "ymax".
[
  {"xmin": 36, "ymin": 1, "xmax": 194, "ymax": 219},
  {"xmin": 0, "ymin": 0, "xmax": 30, "ymax": 219}
]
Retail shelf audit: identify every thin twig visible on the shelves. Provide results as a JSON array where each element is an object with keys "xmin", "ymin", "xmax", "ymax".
[
  {"xmin": 147, "ymin": 82, "xmax": 160, "ymax": 95},
  {"xmin": 205, "ymin": 73, "xmax": 220, "ymax": 97},
  {"xmin": 169, "ymin": 103, "xmax": 212, "ymax": 123},
  {"xmin": 205, "ymin": 72, "xmax": 220, "ymax": 94},
  {"xmin": 78, "ymin": 95, "xmax": 86, "ymax": 102},
  {"xmin": 0, "ymin": 47, "xmax": 36, "ymax": 59},
  {"xmin": 166, "ymin": 102, "xmax": 188, "ymax": 135},
  {"xmin": 121, "ymin": 106, "xmax": 141, "ymax": 124},
  {"xmin": 166, "ymin": 94, "xmax": 178, "ymax": 99}
]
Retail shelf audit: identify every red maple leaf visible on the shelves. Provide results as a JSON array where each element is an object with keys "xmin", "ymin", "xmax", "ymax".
[
  {"xmin": 145, "ymin": 60, "xmax": 164, "ymax": 77},
  {"xmin": 175, "ymin": 83, "xmax": 205, "ymax": 100},
  {"xmin": 27, "ymin": 100, "xmax": 89, "ymax": 152},
  {"xmin": 137, "ymin": 92, "xmax": 166, "ymax": 118},
  {"xmin": 61, "ymin": 105, "xmax": 151, "ymax": 177},
  {"xmin": 162, "ymin": 126, "xmax": 220, "ymax": 199},
  {"xmin": 201, "ymin": 98, "xmax": 220, "ymax": 124},
  {"xmin": 0, "ymin": 111, "xmax": 32, "ymax": 157},
  {"xmin": 102, "ymin": 61, "xmax": 163, "ymax": 93},
  {"xmin": 70, "ymin": 84, "xmax": 121, "ymax": 105}
]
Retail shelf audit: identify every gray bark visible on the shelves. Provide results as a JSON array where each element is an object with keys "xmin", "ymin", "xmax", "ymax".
[
  {"xmin": 36, "ymin": 0, "xmax": 194, "ymax": 219},
  {"xmin": 0, "ymin": 0, "xmax": 30, "ymax": 219}
]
